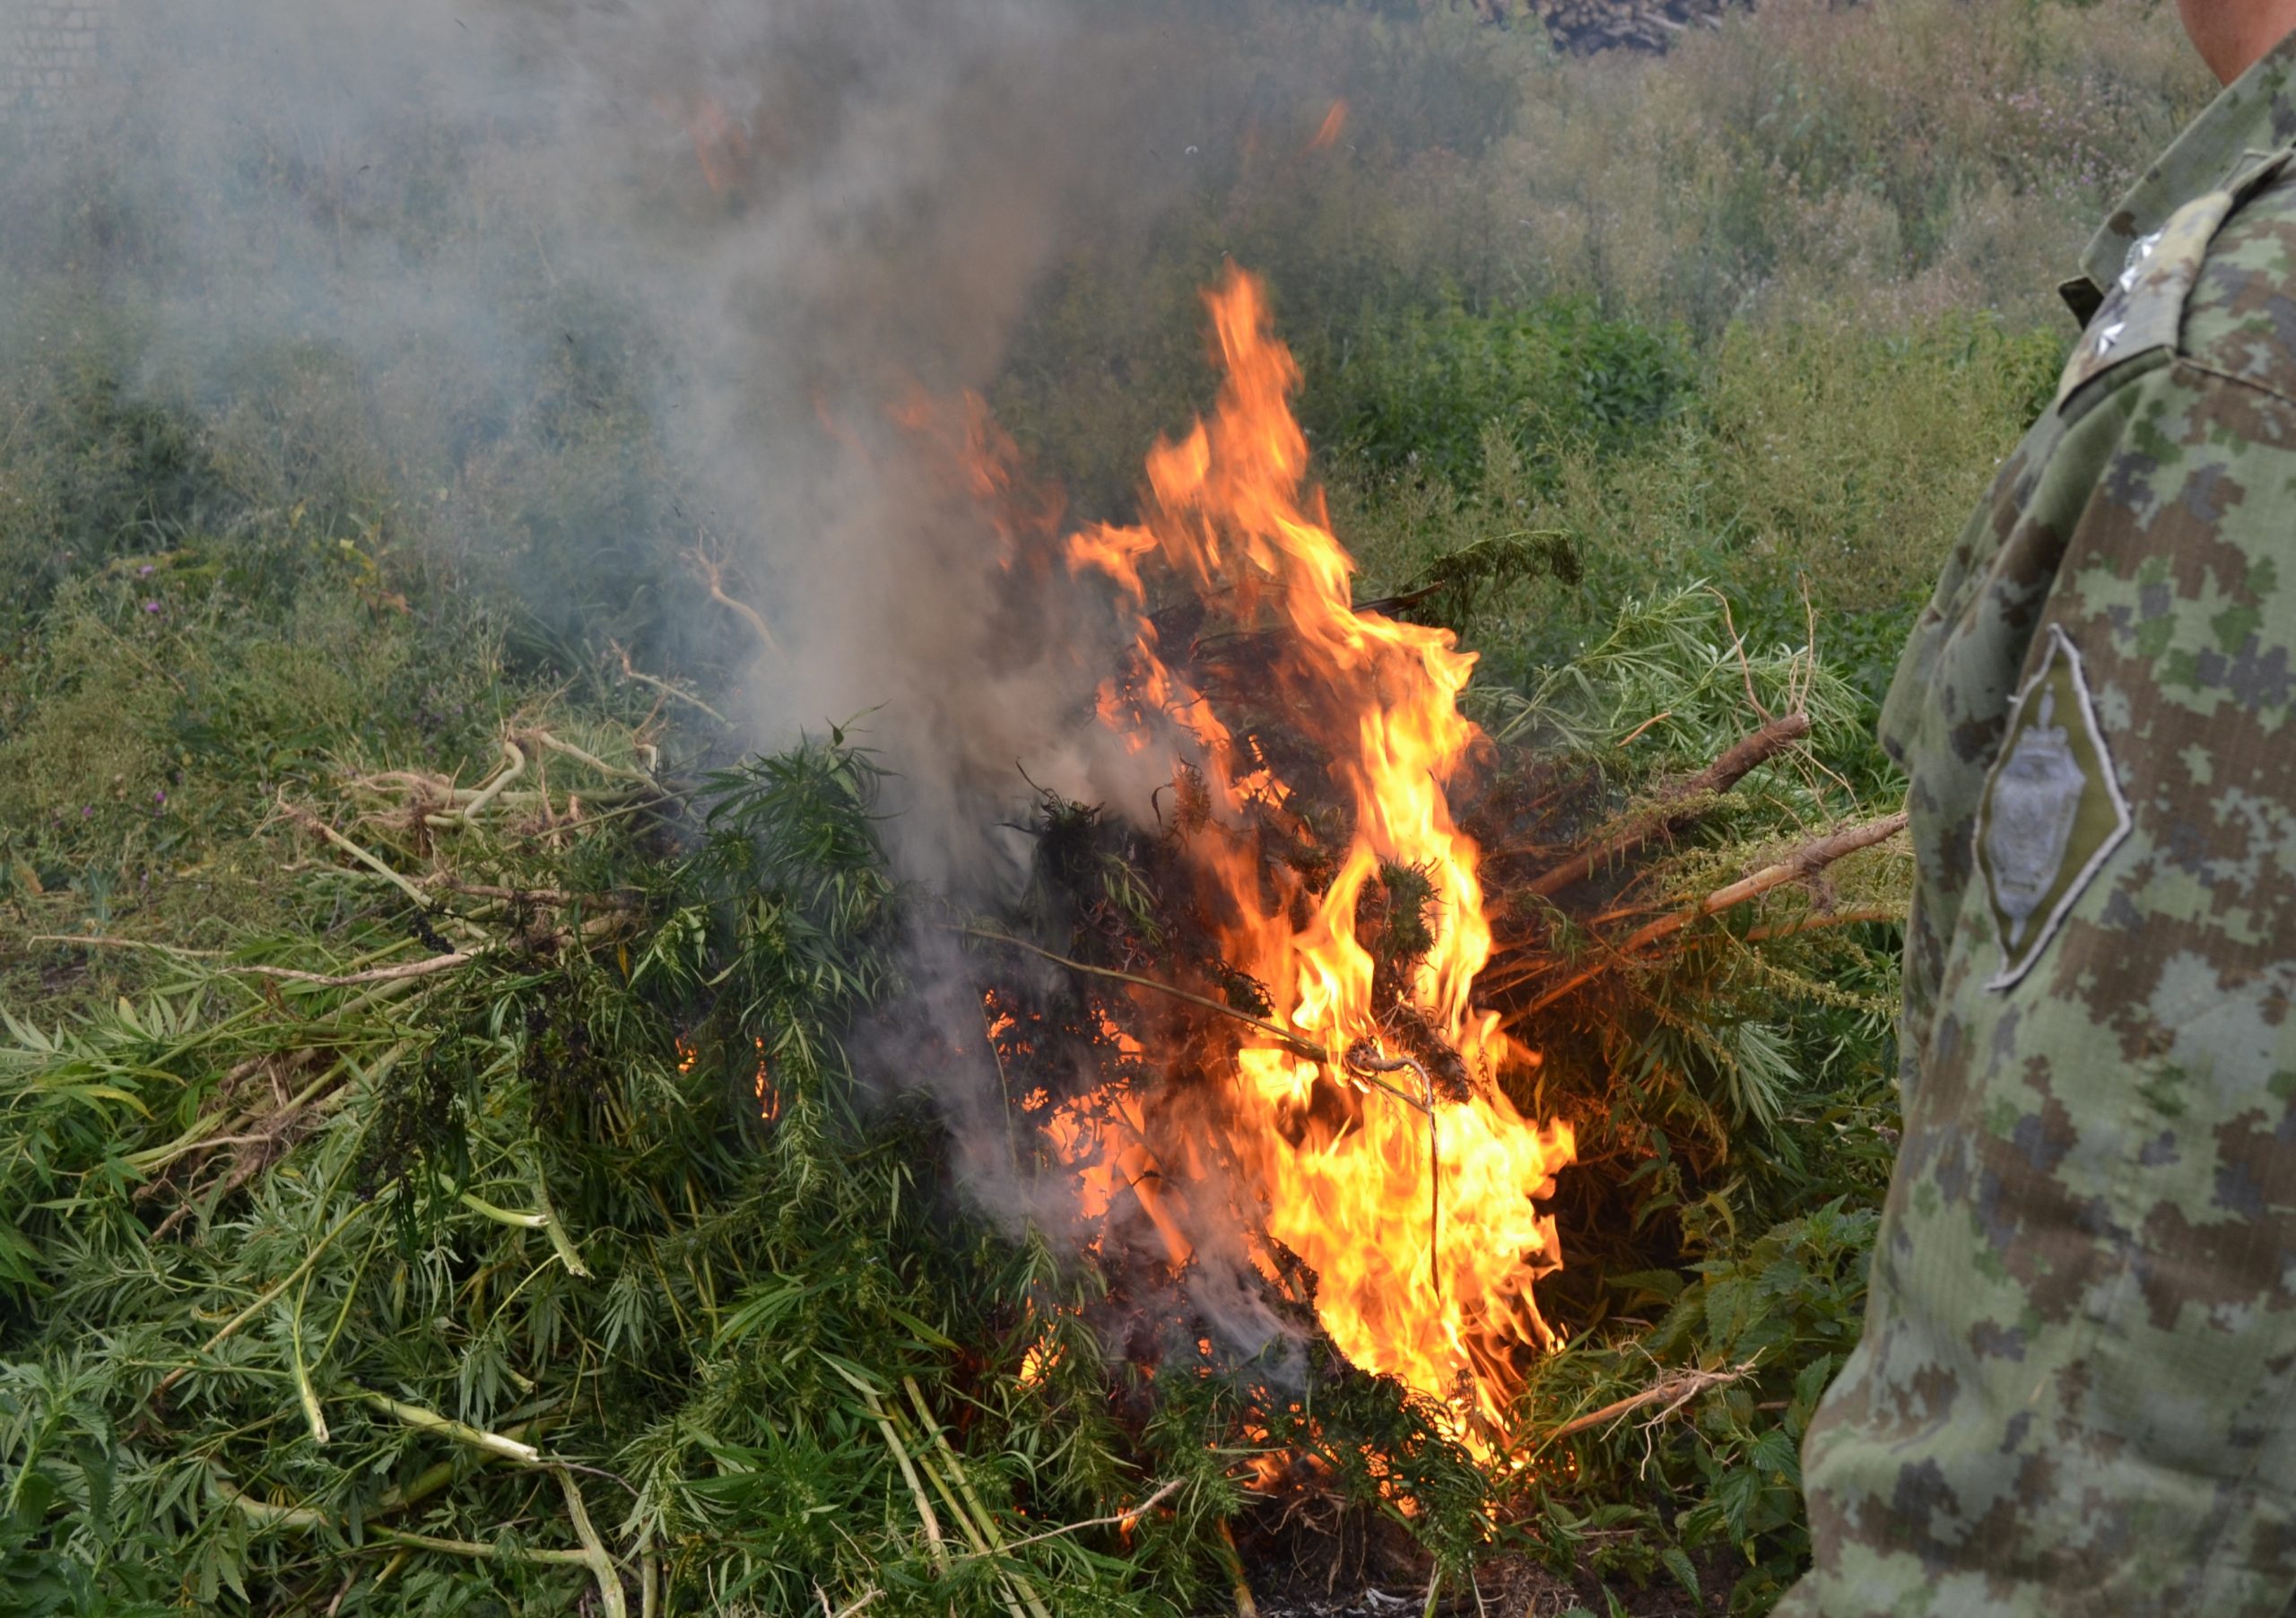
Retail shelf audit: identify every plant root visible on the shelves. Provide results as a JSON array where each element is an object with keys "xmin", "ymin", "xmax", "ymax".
[{"xmin": 1541, "ymin": 1359, "xmax": 1760, "ymax": 1442}]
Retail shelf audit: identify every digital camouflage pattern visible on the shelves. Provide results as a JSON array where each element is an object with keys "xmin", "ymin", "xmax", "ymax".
[{"xmin": 1777, "ymin": 32, "xmax": 2296, "ymax": 1618}]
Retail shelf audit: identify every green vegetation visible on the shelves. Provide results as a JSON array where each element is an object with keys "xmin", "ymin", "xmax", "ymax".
[{"xmin": 0, "ymin": 0, "xmax": 2206, "ymax": 1611}]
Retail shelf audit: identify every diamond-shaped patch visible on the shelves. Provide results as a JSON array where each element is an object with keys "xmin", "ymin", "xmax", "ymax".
[{"xmin": 1977, "ymin": 625, "xmax": 2133, "ymax": 991}]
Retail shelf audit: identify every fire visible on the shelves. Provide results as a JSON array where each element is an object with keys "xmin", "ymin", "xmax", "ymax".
[
  {"xmin": 674, "ymin": 1034, "xmax": 778, "ymax": 1123},
  {"xmin": 1018, "ymin": 1335, "xmax": 1061, "ymax": 1387},
  {"xmin": 1065, "ymin": 268, "xmax": 1575, "ymax": 1440},
  {"xmin": 1016, "ymin": 1298, "xmax": 1077, "ymax": 1387},
  {"xmin": 752, "ymin": 1037, "xmax": 780, "ymax": 1124}
]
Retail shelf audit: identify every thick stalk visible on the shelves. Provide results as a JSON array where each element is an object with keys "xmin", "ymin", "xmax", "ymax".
[
  {"xmin": 558, "ymin": 1467, "xmax": 629, "ymax": 1618},
  {"xmin": 154, "ymin": 1203, "xmax": 370, "ymax": 1401},
  {"xmin": 529, "ymin": 1162, "xmax": 592, "ymax": 1278},
  {"xmin": 288, "ymin": 1271, "xmax": 329, "ymax": 1445},
  {"xmin": 370, "ymin": 1527, "xmax": 593, "ymax": 1567},
  {"xmin": 459, "ymin": 741, "xmax": 526, "ymax": 822},
  {"xmin": 836, "ymin": 1372, "xmax": 948, "ymax": 1574},
  {"xmin": 900, "ymin": 1377, "xmax": 1049, "ymax": 1618},
  {"xmin": 352, "ymin": 1388, "xmax": 543, "ymax": 1466},
  {"xmin": 1213, "ymin": 1519, "xmax": 1259, "ymax": 1618}
]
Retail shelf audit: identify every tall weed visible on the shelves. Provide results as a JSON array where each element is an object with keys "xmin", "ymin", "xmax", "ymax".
[{"xmin": 1489, "ymin": 0, "xmax": 2209, "ymax": 334}]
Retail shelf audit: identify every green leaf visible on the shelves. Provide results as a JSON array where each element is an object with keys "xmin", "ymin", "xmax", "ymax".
[{"xmin": 1659, "ymin": 1543, "xmax": 1703, "ymax": 1609}]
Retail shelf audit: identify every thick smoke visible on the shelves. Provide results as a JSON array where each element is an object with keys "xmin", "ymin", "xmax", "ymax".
[
  {"xmin": 5, "ymin": 0, "xmax": 1345, "ymax": 1360},
  {"xmin": 10, "ymin": 0, "xmax": 1222, "ymax": 877}
]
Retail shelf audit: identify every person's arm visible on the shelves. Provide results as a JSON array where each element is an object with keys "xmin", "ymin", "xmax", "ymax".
[{"xmin": 1789, "ymin": 322, "xmax": 2296, "ymax": 1613}]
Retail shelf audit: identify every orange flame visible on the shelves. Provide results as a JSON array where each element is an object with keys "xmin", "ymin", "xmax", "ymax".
[
  {"xmin": 1018, "ymin": 1335, "xmax": 1060, "ymax": 1387},
  {"xmin": 753, "ymin": 1037, "xmax": 780, "ymax": 1124},
  {"xmin": 1016, "ymin": 1297, "xmax": 1077, "ymax": 1387},
  {"xmin": 1067, "ymin": 268, "xmax": 1574, "ymax": 1440}
]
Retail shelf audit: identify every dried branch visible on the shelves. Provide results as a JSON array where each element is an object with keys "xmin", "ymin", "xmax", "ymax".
[
  {"xmin": 235, "ymin": 953, "xmax": 476, "ymax": 987},
  {"xmin": 22, "ymin": 934, "xmax": 225, "ymax": 958},
  {"xmin": 423, "ymin": 880, "xmax": 589, "ymax": 905},
  {"xmin": 960, "ymin": 928, "xmax": 1448, "ymax": 1131},
  {"xmin": 1683, "ymin": 809, "xmax": 1908, "ymax": 920},
  {"xmin": 1506, "ymin": 808, "xmax": 1909, "ymax": 1021},
  {"xmin": 29, "ymin": 927, "xmax": 474, "ymax": 992},
  {"xmin": 1518, "ymin": 712, "xmax": 1812, "ymax": 900},
  {"xmin": 274, "ymin": 797, "xmax": 435, "ymax": 909},
  {"xmin": 964, "ymin": 1479, "xmax": 1184, "ymax": 1556},
  {"xmin": 688, "ymin": 542, "xmax": 778, "ymax": 654},
  {"xmin": 609, "ymin": 640, "xmax": 731, "ymax": 726},
  {"xmin": 954, "ymin": 926, "xmax": 1325, "ymax": 1061},
  {"xmin": 126, "ymin": 1057, "xmax": 356, "ymax": 1182},
  {"xmin": 1709, "ymin": 586, "xmax": 1772, "ymax": 723}
]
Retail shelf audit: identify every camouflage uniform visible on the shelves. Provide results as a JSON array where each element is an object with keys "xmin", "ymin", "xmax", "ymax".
[{"xmin": 1779, "ymin": 33, "xmax": 2296, "ymax": 1617}]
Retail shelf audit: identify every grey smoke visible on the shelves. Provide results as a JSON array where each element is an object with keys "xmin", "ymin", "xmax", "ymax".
[
  {"xmin": 4, "ymin": 0, "xmax": 1362, "ymax": 1361},
  {"xmin": 7, "ymin": 0, "xmax": 1200, "ymax": 879}
]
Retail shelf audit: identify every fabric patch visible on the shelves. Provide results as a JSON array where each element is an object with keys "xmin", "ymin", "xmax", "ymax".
[{"xmin": 1978, "ymin": 626, "xmax": 2133, "ymax": 990}]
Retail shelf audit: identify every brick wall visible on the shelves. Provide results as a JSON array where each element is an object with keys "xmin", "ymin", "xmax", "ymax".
[{"xmin": 1, "ymin": 0, "xmax": 117, "ymax": 124}]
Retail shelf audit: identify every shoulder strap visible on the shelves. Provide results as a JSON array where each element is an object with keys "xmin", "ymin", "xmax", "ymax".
[{"xmin": 2056, "ymin": 143, "xmax": 2296, "ymax": 421}]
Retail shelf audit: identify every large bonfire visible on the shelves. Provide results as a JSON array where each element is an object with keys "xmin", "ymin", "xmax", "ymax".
[{"xmin": 993, "ymin": 268, "xmax": 1578, "ymax": 1441}]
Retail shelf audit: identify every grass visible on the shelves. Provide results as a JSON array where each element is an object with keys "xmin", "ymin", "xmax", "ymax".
[
  {"xmin": 0, "ymin": 558, "xmax": 1907, "ymax": 1614},
  {"xmin": 0, "ymin": 0, "xmax": 2214, "ymax": 1609},
  {"xmin": 1326, "ymin": 309, "xmax": 2069, "ymax": 711}
]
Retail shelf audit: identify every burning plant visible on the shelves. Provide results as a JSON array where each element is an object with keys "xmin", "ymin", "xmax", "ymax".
[
  {"xmin": 943, "ymin": 267, "xmax": 1906, "ymax": 1486},
  {"xmin": 0, "ymin": 253, "xmax": 1909, "ymax": 1615},
  {"xmin": 968, "ymin": 269, "xmax": 1573, "ymax": 1449}
]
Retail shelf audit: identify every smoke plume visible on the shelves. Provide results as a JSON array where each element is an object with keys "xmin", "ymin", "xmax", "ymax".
[{"xmin": 1, "ymin": 0, "xmax": 1374, "ymax": 1359}]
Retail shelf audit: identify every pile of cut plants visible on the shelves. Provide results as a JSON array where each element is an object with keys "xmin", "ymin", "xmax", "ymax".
[{"xmin": 0, "ymin": 304, "xmax": 1908, "ymax": 1618}]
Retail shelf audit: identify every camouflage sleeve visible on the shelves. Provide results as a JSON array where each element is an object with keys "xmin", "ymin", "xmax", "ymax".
[
  {"xmin": 1784, "ymin": 193, "xmax": 2296, "ymax": 1616},
  {"xmin": 1874, "ymin": 479, "xmax": 2022, "ymax": 1103}
]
